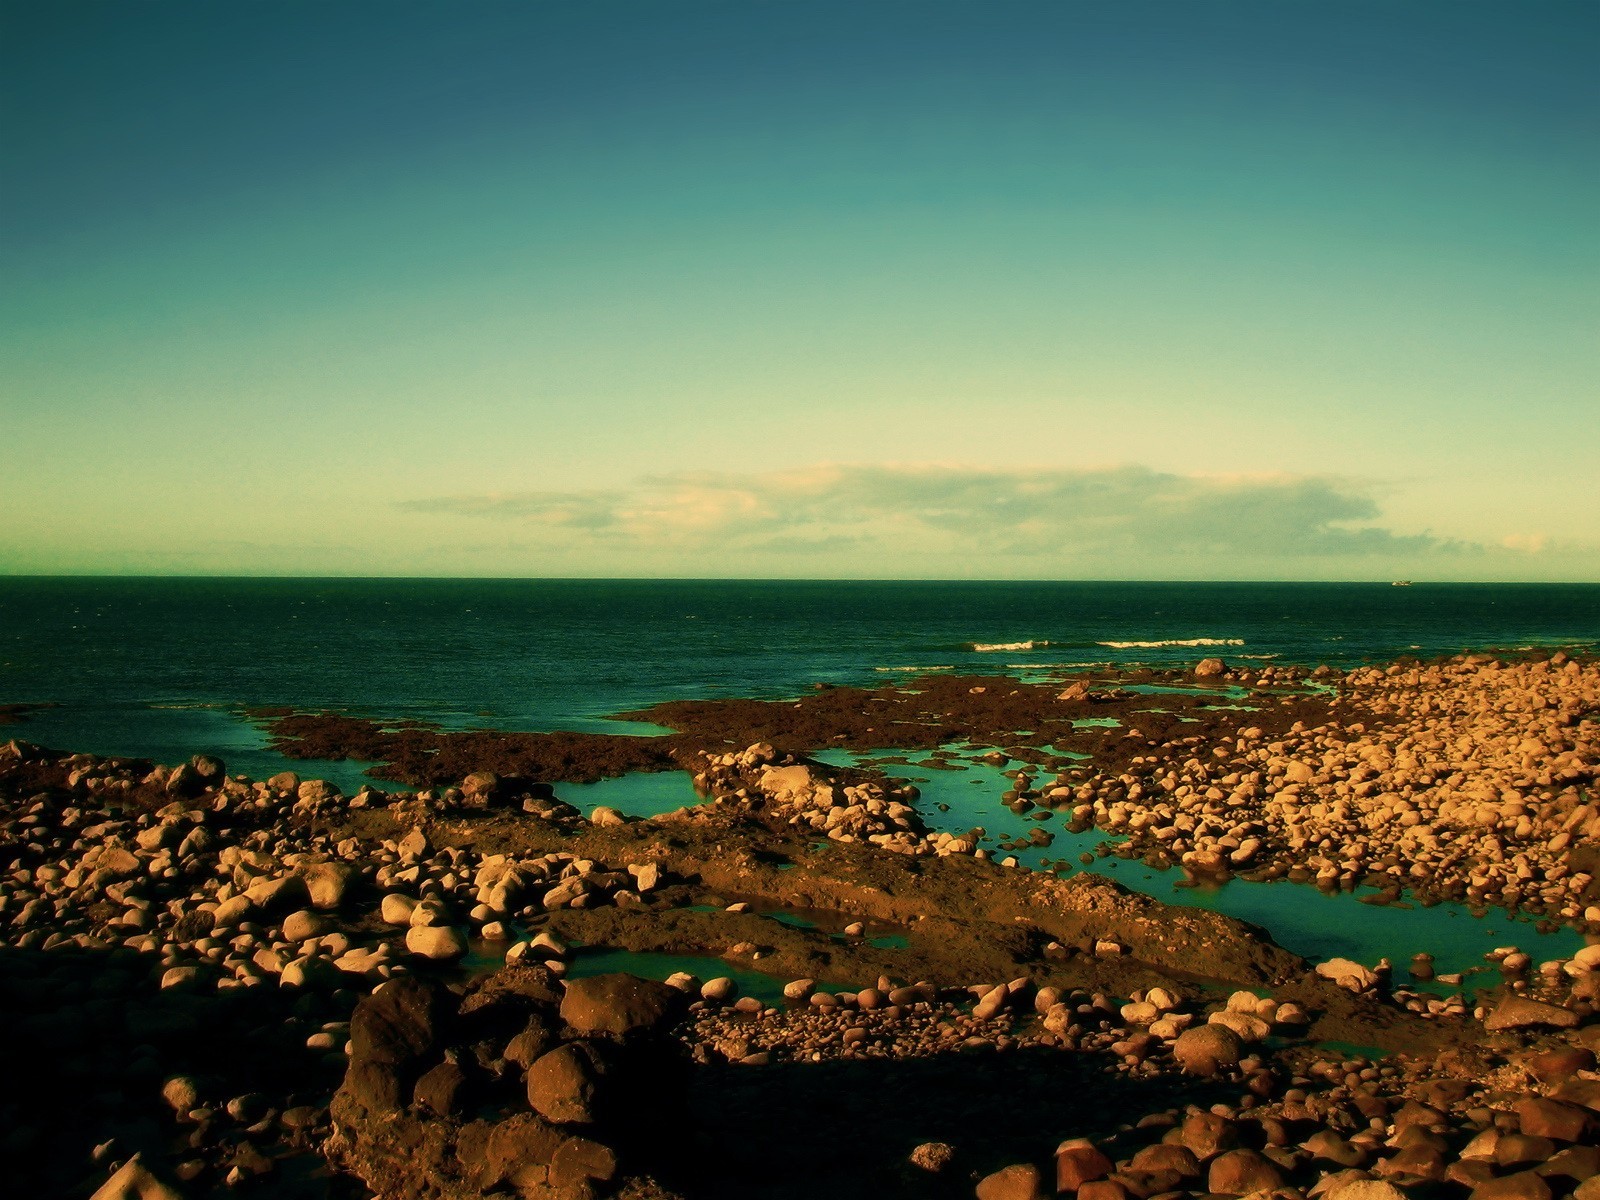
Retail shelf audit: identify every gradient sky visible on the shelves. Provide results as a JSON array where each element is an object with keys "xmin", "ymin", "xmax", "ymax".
[{"xmin": 2, "ymin": 0, "xmax": 1596, "ymax": 579}]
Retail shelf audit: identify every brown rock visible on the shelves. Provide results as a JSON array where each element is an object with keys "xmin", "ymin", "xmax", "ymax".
[
  {"xmin": 1323, "ymin": 1180, "xmax": 1409, "ymax": 1200},
  {"xmin": 1518, "ymin": 1097, "xmax": 1591, "ymax": 1143},
  {"xmin": 1528, "ymin": 1047, "xmax": 1596, "ymax": 1082},
  {"xmin": 1554, "ymin": 1078, "xmax": 1600, "ymax": 1113},
  {"xmin": 1207, "ymin": 1149, "xmax": 1285, "ymax": 1195},
  {"xmin": 1496, "ymin": 1134, "xmax": 1558, "ymax": 1168},
  {"xmin": 976, "ymin": 1163, "xmax": 1047, "ymax": 1200},
  {"xmin": 909, "ymin": 1142, "xmax": 955, "ymax": 1173},
  {"xmin": 1172, "ymin": 1024, "xmax": 1243, "ymax": 1075},
  {"xmin": 1179, "ymin": 1111, "xmax": 1239, "ymax": 1160},
  {"xmin": 90, "ymin": 1153, "xmax": 185, "ymax": 1200},
  {"xmin": 1469, "ymin": 1171, "xmax": 1553, "ymax": 1200},
  {"xmin": 413, "ymin": 1060, "xmax": 466, "ymax": 1118},
  {"xmin": 1539, "ymin": 1145, "xmax": 1600, "ymax": 1184},
  {"xmin": 1128, "ymin": 1144, "xmax": 1201, "ymax": 1178},
  {"xmin": 482, "ymin": 1114, "xmax": 567, "ymax": 1190},
  {"xmin": 1055, "ymin": 1139, "xmax": 1114, "ymax": 1190},
  {"xmin": 550, "ymin": 1135, "xmax": 619, "ymax": 1189},
  {"xmin": 1484, "ymin": 997, "xmax": 1579, "ymax": 1031},
  {"xmin": 526, "ymin": 1043, "xmax": 601, "ymax": 1125},
  {"xmin": 560, "ymin": 973, "xmax": 678, "ymax": 1036}
]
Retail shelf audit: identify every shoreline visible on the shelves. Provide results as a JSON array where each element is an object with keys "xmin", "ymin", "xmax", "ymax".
[{"xmin": 3, "ymin": 648, "xmax": 1598, "ymax": 1198}]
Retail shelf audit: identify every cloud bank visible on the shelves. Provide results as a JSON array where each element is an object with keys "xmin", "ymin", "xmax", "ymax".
[{"xmin": 398, "ymin": 464, "xmax": 1465, "ymax": 575}]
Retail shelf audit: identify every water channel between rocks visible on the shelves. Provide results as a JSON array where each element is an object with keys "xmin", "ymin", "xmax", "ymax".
[{"xmin": 811, "ymin": 746, "xmax": 1592, "ymax": 983}]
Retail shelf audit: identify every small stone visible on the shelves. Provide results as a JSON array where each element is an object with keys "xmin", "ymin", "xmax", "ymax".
[
  {"xmin": 162, "ymin": 1075, "xmax": 201, "ymax": 1114},
  {"xmin": 909, "ymin": 1142, "xmax": 955, "ymax": 1173}
]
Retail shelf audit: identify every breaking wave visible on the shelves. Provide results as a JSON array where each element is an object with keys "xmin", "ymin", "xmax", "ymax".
[
  {"xmin": 970, "ymin": 640, "xmax": 1048, "ymax": 652},
  {"xmin": 1097, "ymin": 638, "xmax": 1244, "ymax": 649}
]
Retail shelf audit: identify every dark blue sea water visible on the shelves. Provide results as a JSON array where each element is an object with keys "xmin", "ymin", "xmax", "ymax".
[{"xmin": 3, "ymin": 578, "xmax": 1597, "ymax": 779}]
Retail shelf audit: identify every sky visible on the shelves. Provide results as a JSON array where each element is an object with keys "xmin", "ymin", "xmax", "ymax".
[{"xmin": 1, "ymin": 0, "xmax": 1596, "ymax": 580}]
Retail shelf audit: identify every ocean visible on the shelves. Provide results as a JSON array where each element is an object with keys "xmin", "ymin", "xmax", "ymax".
[
  {"xmin": 5, "ymin": 576, "xmax": 1596, "ymax": 973},
  {"xmin": 3, "ymin": 578, "xmax": 1597, "ymax": 780}
]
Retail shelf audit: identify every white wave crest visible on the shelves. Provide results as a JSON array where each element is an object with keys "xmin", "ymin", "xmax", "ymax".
[
  {"xmin": 1097, "ymin": 638, "xmax": 1245, "ymax": 649},
  {"xmin": 874, "ymin": 665, "xmax": 955, "ymax": 672},
  {"xmin": 970, "ymin": 640, "xmax": 1047, "ymax": 652}
]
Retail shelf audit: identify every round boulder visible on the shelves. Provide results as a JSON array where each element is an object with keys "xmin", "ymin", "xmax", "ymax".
[{"xmin": 1173, "ymin": 1023, "xmax": 1243, "ymax": 1075}]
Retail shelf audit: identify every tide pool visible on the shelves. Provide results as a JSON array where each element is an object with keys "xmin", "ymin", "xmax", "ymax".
[
  {"xmin": 816, "ymin": 747, "xmax": 1590, "ymax": 980},
  {"xmin": 554, "ymin": 770, "xmax": 705, "ymax": 818}
]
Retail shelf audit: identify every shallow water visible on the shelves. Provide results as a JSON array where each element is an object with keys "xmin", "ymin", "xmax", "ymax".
[
  {"xmin": 815, "ymin": 748, "xmax": 1591, "ymax": 979},
  {"xmin": 6, "ymin": 579, "xmax": 1596, "ymax": 777},
  {"xmin": 554, "ymin": 770, "xmax": 706, "ymax": 819}
]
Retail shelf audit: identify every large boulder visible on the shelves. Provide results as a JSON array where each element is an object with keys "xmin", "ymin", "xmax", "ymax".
[
  {"xmin": 1173, "ymin": 1023, "xmax": 1243, "ymax": 1075},
  {"xmin": 526, "ymin": 1043, "xmax": 603, "ymax": 1125},
  {"xmin": 1486, "ymin": 997, "xmax": 1579, "ymax": 1031},
  {"xmin": 560, "ymin": 973, "xmax": 679, "ymax": 1036}
]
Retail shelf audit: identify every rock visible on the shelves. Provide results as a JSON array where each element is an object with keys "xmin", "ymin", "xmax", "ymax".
[
  {"xmin": 1528, "ymin": 1047, "xmax": 1596, "ymax": 1082},
  {"xmin": 974, "ymin": 984, "xmax": 1009, "ymax": 1020},
  {"xmin": 266, "ymin": 771, "xmax": 299, "ymax": 793},
  {"xmin": 211, "ymin": 894, "xmax": 254, "ymax": 928},
  {"xmin": 349, "ymin": 975, "xmax": 448, "ymax": 1067},
  {"xmin": 1180, "ymin": 1112, "xmax": 1239, "ymax": 1159},
  {"xmin": 505, "ymin": 1018, "xmax": 558, "ymax": 1068},
  {"xmin": 413, "ymin": 1060, "xmax": 467, "ymax": 1118},
  {"xmin": 405, "ymin": 925, "xmax": 467, "ymax": 960},
  {"xmin": 1055, "ymin": 1139, "xmax": 1114, "ymax": 1190},
  {"xmin": 526, "ymin": 1044, "xmax": 601, "ymax": 1125},
  {"xmin": 783, "ymin": 978, "xmax": 816, "ymax": 1002},
  {"xmin": 560, "ymin": 973, "xmax": 678, "ymax": 1036},
  {"xmin": 1194, "ymin": 658, "xmax": 1227, "ymax": 678},
  {"xmin": 1316, "ymin": 958, "xmax": 1380, "ymax": 991},
  {"xmin": 281, "ymin": 909, "xmax": 327, "ymax": 943},
  {"xmin": 1485, "ymin": 997, "xmax": 1579, "ymax": 1031},
  {"xmin": 302, "ymin": 862, "xmax": 356, "ymax": 910},
  {"xmin": 1517, "ymin": 1098, "xmax": 1590, "ymax": 1143},
  {"xmin": 550, "ymin": 1135, "xmax": 619, "ymax": 1190},
  {"xmin": 296, "ymin": 779, "xmax": 340, "ymax": 804},
  {"xmin": 460, "ymin": 771, "xmax": 500, "ymax": 805},
  {"xmin": 1208, "ymin": 1010, "xmax": 1269, "ymax": 1042},
  {"xmin": 1469, "ymin": 1171, "xmax": 1553, "ymax": 1200},
  {"xmin": 162, "ymin": 1075, "xmax": 201, "ymax": 1114},
  {"xmin": 90, "ymin": 1153, "xmax": 185, "ymax": 1200},
  {"xmin": 1173, "ymin": 1023, "xmax": 1243, "ymax": 1074},
  {"xmin": 379, "ymin": 893, "xmax": 418, "ymax": 925},
  {"xmin": 1129, "ymin": 1145, "xmax": 1201, "ymax": 1178},
  {"xmin": 1208, "ymin": 1149, "xmax": 1286, "ymax": 1196},
  {"xmin": 976, "ymin": 1162, "xmax": 1047, "ymax": 1200},
  {"xmin": 1323, "ymin": 1181, "xmax": 1409, "ymax": 1200},
  {"xmin": 909, "ymin": 1142, "xmax": 955, "ymax": 1173},
  {"xmin": 701, "ymin": 977, "xmax": 737, "ymax": 1003},
  {"xmin": 397, "ymin": 828, "xmax": 428, "ymax": 863},
  {"xmin": 589, "ymin": 806, "xmax": 626, "ymax": 827},
  {"xmin": 281, "ymin": 955, "xmax": 343, "ymax": 990}
]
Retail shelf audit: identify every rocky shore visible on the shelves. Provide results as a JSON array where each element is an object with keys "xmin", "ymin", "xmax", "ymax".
[{"xmin": 1, "ymin": 649, "xmax": 1597, "ymax": 1199}]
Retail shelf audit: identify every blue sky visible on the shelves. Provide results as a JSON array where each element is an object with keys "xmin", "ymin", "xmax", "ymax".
[{"xmin": 2, "ymin": 0, "xmax": 1596, "ymax": 578}]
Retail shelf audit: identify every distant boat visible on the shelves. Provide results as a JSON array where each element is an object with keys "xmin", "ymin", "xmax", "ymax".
[{"xmin": 1392, "ymin": 580, "xmax": 1412, "ymax": 587}]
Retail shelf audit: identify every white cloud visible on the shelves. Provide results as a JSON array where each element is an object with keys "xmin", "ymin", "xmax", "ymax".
[{"xmin": 399, "ymin": 463, "xmax": 1461, "ymax": 568}]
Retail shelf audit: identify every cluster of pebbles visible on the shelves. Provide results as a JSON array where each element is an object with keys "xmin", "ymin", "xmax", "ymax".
[{"xmin": 973, "ymin": 654, "xmax": 1600, "ymax": 925}]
